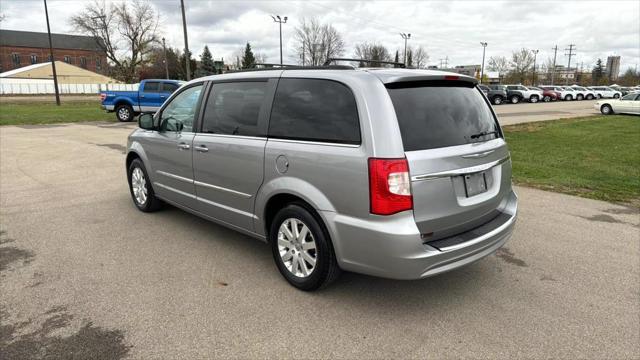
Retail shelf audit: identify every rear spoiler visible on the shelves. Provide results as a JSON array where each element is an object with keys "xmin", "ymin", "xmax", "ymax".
[{"xmin": 373, "ymin": 72, "xmax": 479, "ymax": 86}]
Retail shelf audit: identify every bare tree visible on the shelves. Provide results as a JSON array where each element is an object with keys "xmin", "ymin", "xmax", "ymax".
[
  {"xmin": 487, "ymin": 56, "xmax": 510, "ymax": 75},
  {"xmin": 509, "ymin": 48, "xmax": 535, "ymax": 84},
  {"xmin": 409, "ymin": 45, "xmax": 429, "ymax": 68},
  {"xmin": 354, "ymin": 42, "xmax": 391, "ymax": 67},
  {"xmin": 70, "ymin": 0, "xmax": 159, "ymax": 82},
  {"xmin": 293, "ymin": 17, "xmax": 345, "ymax": 66}
]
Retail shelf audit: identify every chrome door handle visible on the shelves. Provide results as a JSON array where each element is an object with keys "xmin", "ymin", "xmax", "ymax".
[
  {"xmin": 195, "ymin": 145, "xmax": 209, "ymax": 153},
  {"xmin": 178, "ymin": 143, "xmax": 190, "ymax": 150}
]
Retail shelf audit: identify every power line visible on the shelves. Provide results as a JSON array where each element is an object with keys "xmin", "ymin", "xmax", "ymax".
[
  {"xmin": 564, "ymin": 44, "xmax": 576, "ymax": 85},
  {"xmin": 439, "ymin": 56, "xmax": 449, "ymax": 68}
]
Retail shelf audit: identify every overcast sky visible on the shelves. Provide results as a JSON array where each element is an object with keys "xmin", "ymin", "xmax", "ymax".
[{"xmin": 1, "ymin": 0, "xmax": 639, "ymax": 73}]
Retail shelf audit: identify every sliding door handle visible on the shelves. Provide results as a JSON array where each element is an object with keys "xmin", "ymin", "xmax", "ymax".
[{"xmin": 195, "ymin": 145, "xmax": 209, "ymax": 153}]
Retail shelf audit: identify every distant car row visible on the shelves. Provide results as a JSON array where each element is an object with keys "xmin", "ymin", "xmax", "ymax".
[{"xmin": 478, "ymin": 84, "xmax": 635, "ymax": 105}]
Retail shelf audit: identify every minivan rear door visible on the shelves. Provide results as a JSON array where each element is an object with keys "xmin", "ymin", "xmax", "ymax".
[{"xmin": 386, "ymin": 80, "xmax": 513, "ymax": 239}]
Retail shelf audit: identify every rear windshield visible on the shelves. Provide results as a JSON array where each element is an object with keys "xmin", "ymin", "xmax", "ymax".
[{"xmin": 387, "ymin": 81, "xmax": 499, "ymax": 151}]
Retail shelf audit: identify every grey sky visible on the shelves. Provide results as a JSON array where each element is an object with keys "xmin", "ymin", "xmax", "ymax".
[{"xmin": 1, "ymin": 0, "xmax": 639, "ymax": 73}]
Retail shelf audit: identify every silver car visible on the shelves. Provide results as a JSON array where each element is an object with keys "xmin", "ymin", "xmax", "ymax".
[{"xmin": 126, "ymin": 68, "xmax": 518, "ymax": 290}]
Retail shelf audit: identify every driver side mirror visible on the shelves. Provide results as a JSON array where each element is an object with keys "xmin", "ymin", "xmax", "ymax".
[{"xmin": 138, "ymin": 113, "xmax": 155, "ymax": 130}]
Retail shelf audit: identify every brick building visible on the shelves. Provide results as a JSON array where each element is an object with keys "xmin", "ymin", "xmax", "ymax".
[{"xmin": 0, "ymin": 29, "xmax": 107, "ymax": 74}]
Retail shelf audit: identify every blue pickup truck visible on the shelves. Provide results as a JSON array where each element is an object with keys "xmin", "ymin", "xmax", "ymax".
[{"xmin": 100, "ymin": 79, "xmax": 184, "ymax": 122}]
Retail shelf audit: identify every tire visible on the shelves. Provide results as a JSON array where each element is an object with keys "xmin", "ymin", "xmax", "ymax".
[
  {"xmin": 510, "ymin": 95, "xmax": 520, "ymax": 104},
  {"xmin": 600, "ymin": 104, "xmax": 613, "ymax": 115},
  {"xmin": 492, "ymin": 96, "xmax": 503, "ymax": 105},
  {"xmin": 577, "ymin": 94, "xmax": 584, "ymax": 100},
  {"xmin": 529, "ymin": 95, "xmax": 539, "ymax": 103},
  {"xmin": 597, "ymin": 94, "xmax": 602, "ymax": 99},
  {"xmin": 127, "ymin": 158, "xmax": 163, "ymax": 212},
  {"xmin": 116, "ymin": 104, "xmax": 134, "ymax": 122},
  {"xmin": 564, "ymin": 95, "xmax": 573, "ymax": 101},
  {"xmin": 543, "ymin": 95, "xmax": 551, "ymax": 102},
  {"xmin": 613, "ymin": 93, "xmax": 620, "ymax": 99},
  {"xmin": 586, "ymin": 94, "xmax": 594, "ymax": 100},
  {"xmin": 270, "ymin": 203, "xmax": 341, "ymax": 291}
]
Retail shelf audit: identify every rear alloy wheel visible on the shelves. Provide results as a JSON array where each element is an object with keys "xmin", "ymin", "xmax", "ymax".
[
  {"xmin": 565, "ymin": 95, "xmax": 573, "ymax": 101},
  {"xmin": 613, "ymin": 93, "xmax": 620, "ymax": 99},
  {"xmin": 510, "ymin": 95, "xmax": 520, "ymax": 104},
  {"xmin": 116, "ymin": 104, "xmax": 134, "ymax": 122},
  {"xmin": 543, "ymin": 95, "xmax": 551, "ymax": 102},
  {"xmin": 600, "ymin": 104, "xmax": 613, "ymax": 115},
  {"xmin": 492, "ymin": 96, "xmax": 503, "ymax": 105},
  {"xmin": 586, "ymin": 94, "xmax": 594, "ymax": 100},
  {"xmin": 270, "ymin": 204, "xmax": 341, "ymax": 291},
  {"xmin": 597, "ymin": 94, "xmax": 602, "ymax": 99},
  {"xmin": 577, "ymin": 94, "xmax": 584, "ymax": 100},
  {"xmin": 530, "ymin": 95, "xmax": 539, "ymax": 103}
]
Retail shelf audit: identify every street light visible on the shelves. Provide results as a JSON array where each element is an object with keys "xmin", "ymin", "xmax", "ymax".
[
  {"xmin": 180, "ymin": 0, "xmax": 191, "ymax": 80},
  {"xmin": 162, "ymin": 37, "xmax": 169, "ymax": 79},
  {"xmin": 43, "ymin": 0, "xmax": 60, "ymax": 106},
  {"xmin": 400, "ymin": 33, "xmax": 411, "ymax": 66},
  {"xmin": 480, "ymin": 42, "xmax": 488, "ymax": 84},
  {"xmin": 531, "ymin": 49, "xmax": 539, "ymax": 86},
  {"xmin": 271, "ymin": 15, "xmax": 288, "ymax": 65}
]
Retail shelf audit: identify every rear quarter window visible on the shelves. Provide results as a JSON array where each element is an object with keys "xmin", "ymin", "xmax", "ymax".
[
  {"xmin": 387, "ymin": 81, "xmax": 499, "ymax": 151},
  {"xmin": 268, "ymin": 78, "xmax": 361, "ymax": 144}
]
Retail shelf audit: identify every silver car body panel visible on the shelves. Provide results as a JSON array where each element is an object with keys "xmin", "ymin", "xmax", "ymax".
[{"xmin": 127, "ymin": 68, "xmax": 518, "ymax": 280}]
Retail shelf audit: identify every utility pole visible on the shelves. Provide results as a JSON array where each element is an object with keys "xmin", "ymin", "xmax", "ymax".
[
  {"xmin": 162, "ymin": 37, "xmax": 169, "ymax": 79},
  {"xmin": 439, "ymin": 57, "xmax": 449, "ymax": 69},
  {"xmin": 480, "ymin": 42, "xmax": 487, "ymax": 84},
  {"xmin": 43, "ymin": 0, "xmax": 60, "ymax": 106},
  {"xmin": 180, "ymin": 0, "xmax": 191, "ymax": 80},
  {"xmin": 271, "ymin": 15, "xmax": 288, "ymax": 65},
  {"xmin": 531, "ymin": 49, "xmax": 539, "ymax": 86},
  {"xmin": 551, "ymin": 45, "xmax": 558, "ymax": 85},
  {"xmin": 400, "ymin": 33, "xmax": 411, "ymax": 66},
  {"xmin": 564, "ymin": 44, "xmax": 576, "ymax": 85}
]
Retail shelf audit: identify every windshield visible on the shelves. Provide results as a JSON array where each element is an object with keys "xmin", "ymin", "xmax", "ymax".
[{"xmin": 387, "ymin": 81, "xmax": 499, "ymax": 151}]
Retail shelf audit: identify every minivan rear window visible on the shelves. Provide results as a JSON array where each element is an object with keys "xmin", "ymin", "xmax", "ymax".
[{"xmin": 387, "ymin": 81, "xmax": 499, "ymax": 151}]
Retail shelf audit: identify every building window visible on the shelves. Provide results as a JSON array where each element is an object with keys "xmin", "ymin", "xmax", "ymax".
[
  {"xmin": 11, "ymin": 53, "xmax": 20, "ymax": 67},
  {"xmin": 80, "ymin": 57, "xmax": 87, "ymax": 68},
  {"xmin": 30, "ymin": 54, "xmax": 38, "ymax": 64},
  {"xmin": 96, "ymin": 57, "xmax": 102, "ymax": 71},
  {"xmin": 64, "ymin": 55, "xmax": 71, "ymax": 63}
]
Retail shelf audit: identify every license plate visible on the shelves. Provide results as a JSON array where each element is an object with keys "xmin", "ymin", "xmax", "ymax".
[{"xmin": 463, "ymin": 172, "xmax": 488, "ymax": 197}]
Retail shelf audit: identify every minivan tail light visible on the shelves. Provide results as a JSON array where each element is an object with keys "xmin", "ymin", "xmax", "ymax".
[
  {"xmin": 368, "ymin": 158, "xmax": 413, "ymax": 215},
  {"xmin": 444, "ymin": 75, "xmax": 459, "ymax": 80}
]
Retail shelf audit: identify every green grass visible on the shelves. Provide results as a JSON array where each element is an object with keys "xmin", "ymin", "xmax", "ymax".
[
  {"xmin": 0, "ymin": 101, "xmax": 114, "ymax": 125},
  {"xmin": 504, "ymin": 115, "xmax": 640, "ymax": 206}
]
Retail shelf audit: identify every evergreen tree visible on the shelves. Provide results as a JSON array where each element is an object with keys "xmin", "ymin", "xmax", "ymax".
[
  {"xmin": 241, "ymin": 42, "xmax": 256, "ymax": 69},
  {"xmin": 198, "ymin": 45, "xmax": 216, "ymax": 76},
  {"xmin": 592, "ymin": 58, "xmax": 604, "ymax": 85},
  {"xmin": 394, "ymin": 50, "xmax": 399, "ymax": 68},
  {"xmin": 407, "ymin": 49, "xmax": 413, "ymax": 68}
]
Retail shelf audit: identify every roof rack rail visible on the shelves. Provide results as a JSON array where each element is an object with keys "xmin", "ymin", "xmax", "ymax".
[
  {"xmin": 226, "ymin": 64, "xmax": 354, "ymax": 73},
  {"xmin": 324, "ymin": 57, "xmax": 406, "ymax": 68},
  {"xmin": 255, "ymin": 63, "xmax": 298, "ymax": 68}
]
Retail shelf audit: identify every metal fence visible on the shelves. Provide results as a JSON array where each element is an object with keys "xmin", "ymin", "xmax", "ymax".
[{"xmin": 0, "ymin": 80, "xmax": 138, "ymax": 95}]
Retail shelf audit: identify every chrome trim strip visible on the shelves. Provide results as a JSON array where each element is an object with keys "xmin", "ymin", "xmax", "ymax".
[
  {"xmin": 411, "ymin": 156, "xmax": 510, "ymax": 182},
  {"xmin": 156, "ymin": 170, "xmax": 193, "ymax": 184},
  {"xmin": 153, "ymin": 182, "xmax": 196, "ymax": 199},
  {"xmin": 439, "ymin": 210, "xmax": 517, "ymax": 252},
  {"xmin": 194, "ymin": 180, "xmax": 252, "ymax": 198},
  {"xmin": 268, "ymin": 138, "xmax": 360, "ymax": 148},
  {"xmin": 196, "ymin": 196, "xmax": 257, "ymax": 219},
  {"xmin": 461, "ymin": 150, "xmax": 495, "ymax": 159},
  {"xmin": 196, "ymin": 133, "xmax": 266, "ymax": 141}
]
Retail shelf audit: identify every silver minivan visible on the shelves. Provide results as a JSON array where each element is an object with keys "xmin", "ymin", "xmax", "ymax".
[{"xmin": 126, "ymin": 67, "xmax": 518, "ymax": 290}]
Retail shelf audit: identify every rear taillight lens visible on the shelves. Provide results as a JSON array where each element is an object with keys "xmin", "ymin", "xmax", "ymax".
[
  {"xmin": 368, "ymin": 158, "xmax": 413, "ymax": 215},
  {"xmin": 99, "ymin": 93, "xmax": 106, "ymax": 101}
]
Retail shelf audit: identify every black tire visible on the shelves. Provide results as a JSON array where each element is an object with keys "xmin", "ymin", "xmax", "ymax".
[
  {"xmin": 543, "ymin": 95, "xmax": 551, "ymax": 102},
  {"xmin": 586, "ymin": 94, "xmax": 594, "ymax": 100},
  {"xmin": 597, "ymin": 94, "xmax": 602, "ymax": 99},
  {"xmin": 529, "ymin": 95, "xmax": 539, "ymax": 103},
  {"xmin": 577, "ymin": 94, "xmax": 584, "ymax": 100},
  {"xmin": 564, "ymin": 95, "xmax": 573, "ymax": 101},
  {"xmin": 600, "ymin": 104, "xmax": 613, "ymax": 115},
  {"xmin": 510, "ymin": 95, "xmax": 520, "ymax": 104},
  {"xmin": 116, "ymin": 104, "xmax": 134, "ymax": 122},
  {"xmin": 613, "ymin": 93, "xmax": 620, "ymax": 99},
  {"xmin": 492, "ymin": 96, "xmax": 503, "ymax": 105},
  {"xmin": 270, "ymin": 203, "xmax": 341, "ymax": 291},
  {"xmin": 127, "ymin": 158, "xmax": 162, "ymax": 212}
]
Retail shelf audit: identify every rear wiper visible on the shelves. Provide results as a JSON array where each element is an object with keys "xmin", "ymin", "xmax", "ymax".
[{"xmin": 470, "ymin": 130, "xmax": 499, "ymax": 139}]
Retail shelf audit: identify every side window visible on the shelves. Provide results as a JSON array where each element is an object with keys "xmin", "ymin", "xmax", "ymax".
[
  {"xmin": 201, "ymin": 82, "xmax": 268, "ymax": 136},
  {"xmin": 621, "ymin": 93, "xmax": 636, "ymax": 101},
  {"xmin": 162, "ymin": 82, "xmax": 180, "ymax": 93},
  {"xmin": 143, "ymin": 81, "xmax": 161, "ymax": 93},
  {"xmin": 269, "ymin": 78, "xmax": 361, "ymax": 144},
  {"xmin": 160, "ymin": 84, "xmax": 203, "ymax": 133}
]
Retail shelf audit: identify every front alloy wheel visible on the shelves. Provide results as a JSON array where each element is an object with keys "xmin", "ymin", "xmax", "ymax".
[
  {"xmin": 131, "ymin": 167, "xmax": 147, "ymax": 206},
  {"xmin": 510, "ymin": 95, "xmax": 520, "ymax": 104},
  {"xmin": 128, "ymin": 158, "xmax": 162, "ymax": 212},
  {"xmin": 601, "ymin": 104, "xmax": 613, "ymax": 115},
  {"xmin": 530, "ymin": 95, "xmax": 539, "ymax": 103}
]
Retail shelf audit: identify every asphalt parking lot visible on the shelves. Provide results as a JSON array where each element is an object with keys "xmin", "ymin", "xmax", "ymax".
[{"xmin": 1, "ymin": 111, "xmax": 638, "ymax": 358}]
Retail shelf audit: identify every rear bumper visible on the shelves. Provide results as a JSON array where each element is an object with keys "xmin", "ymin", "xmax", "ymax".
[{"xmin": 323, "ymin": 190, "xmax": 518, "ymax": 280}]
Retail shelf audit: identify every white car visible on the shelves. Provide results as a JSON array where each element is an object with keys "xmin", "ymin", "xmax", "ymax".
[
  {"xmin": 588, "ymin": 86, "xmax": 622, "ymax": 99},
  {"xmin": 542, "ymin": 85, "xmax": 575, "ymax": 101},
  {"xmin": 561, "ymin": 86, "xmax": 580, "ymax": 101},
  {"xmin": 570, "ymin": 85, "xmax": 596, "ymax": 100},
  {"xmin": 506, "ymin": 85, "xmax": 542, "ymax": 103},
  {"xmin": 594, "ymin": 93, "xmax": 640, "ymax": 115}
]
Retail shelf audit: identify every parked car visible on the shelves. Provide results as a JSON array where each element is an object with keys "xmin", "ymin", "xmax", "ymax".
[
  {"xmin": 539, "ymin": 86, "xmax": 563, "ymax": 101},
  {"xmin": 505, "ymin": 85, "xmax": 541, "ymax": 103},
  {"xmin": 529, "ymin": 86, "xmax": 558, "ymax": 102},
  {"xmin": 479, "ymin": 84, "xmax": 507, "ymax": 105},
  {"xmin": 594, "ymin": 93, "xmax": 640, "ymax": 115},
  {"xmin": 126, "ymin": 68, "xmax": 518, "ymax": 290},
  {"xmin": 541, "ymin": 85, "xmax": 575, "ymax": 100},
  {"xmin": 588, "ymin": 86, "xmax": 622, "ymax": 99},
  {"xmin": 100, "ymin": 79, "xmax": 184, "ymax": 122},
  {"xmin": 569, "ymin": 85, "xmax": 596, "ymax": 100}
]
